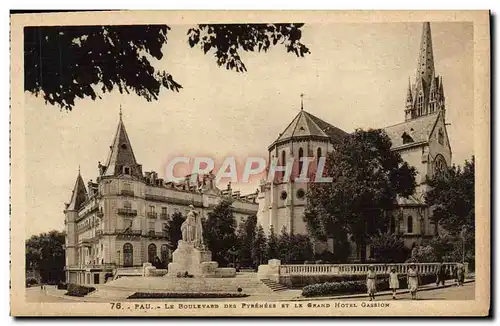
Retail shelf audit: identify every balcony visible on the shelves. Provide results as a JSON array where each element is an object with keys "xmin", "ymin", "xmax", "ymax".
[
  {"xmin": 120, "ymin": 190, "xmax": 135, "ymax": 197},
  {"xmin": 160, "ymin": 213, "xmax": 169, "ymax": 220},
  {"xmin": 115, "ymin": 229, "xmax": 142, "ymax": 236},
  {"xmin": 117, "ymin": 208, "xmax": 137, "ymax": 216},
  {"xmin": 146, "ymin": 230, "xmax": 167, "ymax": 238},
  {"xmin": 147, "ymin": 212, "xmax": 157, "ymax": 219}
]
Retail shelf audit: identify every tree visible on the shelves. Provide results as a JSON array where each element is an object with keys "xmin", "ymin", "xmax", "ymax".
[
  {"xmin": 25, "ymin": 24, "xmax": 310, "ymax": 111},
  {"xmin": 265, "ymin": 225, "xmax": 279, "ymax": 260},
  {"xmin": 251, "ymin": 224, "xmax": 267, "ymax": 267},
  {"xmin": 304, "ymin": 129, "xmax": 417, "ymax": 262},
  {"xmin": 369, "ymin": 233, "xmax": 409, "ymax": 263},
  {"xmin": 203, "ymin": 199, "xmax": 237, "ymax": 266},
  {"xmin": 277, "ymin": 226, "xmax": 291, "ymax": 263},
  {"xmin": 235, "ymin": 214, "xmax": 257, "ymax": 267},
  {"xmin": 426, "ymin": 156, "xmax": 475, "ymax": 235},
  {"xmin": 164, "ymin": 211, "xmax": 185, "ymax": 251},
  {"xmin": 25, "ymin": 230, "xmax": 66, "ymax": 283}
]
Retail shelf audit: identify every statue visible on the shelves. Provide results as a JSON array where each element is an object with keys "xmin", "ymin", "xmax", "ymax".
[
  {"xmin": 181, "ymin": 205, "xmax": 204, "ymax": 249},
  {"xmin": 181, "ymin": 206, "xmax": 197, "ymax": 243}
]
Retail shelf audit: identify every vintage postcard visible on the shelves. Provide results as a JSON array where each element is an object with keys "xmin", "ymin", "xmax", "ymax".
[{"xmin": 10, "ymin": 10, "xmax": 490, "ymax": 316}]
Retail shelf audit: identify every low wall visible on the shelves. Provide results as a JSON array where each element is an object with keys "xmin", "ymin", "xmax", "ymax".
[{"xmin": 258, "ymin": 260, "xmax": 469, "ymax": 286}]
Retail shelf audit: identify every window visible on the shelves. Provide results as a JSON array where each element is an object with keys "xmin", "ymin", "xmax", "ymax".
[
  {"xmin": 123, "ymin": 243, "xmax": 133, "ymax": 267},
  {"xmin": 434, "ymin": 154, "xmax": 447, "ymax": 177},
  {"xmin": 123, "ymin": 201, "xmax": 132, "ymax": 209},
  {"xmin": 317, "ymin": 147, "xmax": 322, "ymax": 158},
  {"xmin": 123, "ymin": 183, "xmax": 131, "ymax": 191},
  {"xmin": 417, "ymin": 93, "xmax": 424, "ymax": 115},
  {"xmin": 161, "ymin": 245, "xmax": 169, "ymax": 263},
  {"xmin": 296, "ymin": 188, "xmax": 305, "ymax": 199},
  {"xmin": 438, "ymin": 128, "xmax": 444, "ymax": 145},
  {"xmin": 149, "ymin": 205, "xmax": 155, "ymax": 213},
  {"xmin": 148, "ymin": 244, "xmax": 157, "ymax": 263},
  {"xmin": 281, "ymin": 150, "xmax": 286, "ymax": 180},
  {"xmin": 407, "ymin": 216, "xmax": 413, "ymax": 233},
  {"xmin": 148, "ymin": 221, "xmax": 155, "ymax": 231},
  {"xmin": 123, "ymin": 166, "xmax": 130, "ymax": 175},
  {"xmin": 298, "ymin": 147, "xmax": 304, "ymax": 175},
  {"xmin": 162, "ymin": 207, "xmax": 167, "ymax": 215},
  {"xmin": 280, "ymin": 191, "xmax": 288, "ymax": 200},
  {"xmin": 402, "ymin": 132, "xmax": 414, "ymax": 144}
]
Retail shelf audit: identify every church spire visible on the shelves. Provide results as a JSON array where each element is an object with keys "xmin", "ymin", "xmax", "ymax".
[
  {"xmin": 415, "ymin": 22, "xmax": 435, "ymax": 87},
  {"xmin": 406, "ymin": 78, "xmax": 413, "ymax": 103},
  {"xmin": 102, "ymin": 108, "xmax": 142, "ymax": 178},
  {"xmin": 66, "ymin": 169, "xmax": 88, "ymax": 211}
]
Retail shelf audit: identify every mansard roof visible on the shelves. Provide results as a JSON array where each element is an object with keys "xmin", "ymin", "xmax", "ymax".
[{"xmin": 269, "ymin": 109, "xmax": 347, "ymax": 149}]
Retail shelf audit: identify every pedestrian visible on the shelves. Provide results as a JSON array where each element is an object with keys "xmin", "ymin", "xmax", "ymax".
[
  {"xmin": 435, "ymin": 262, "xmax": 446, "ymax": 286},
  {"xmin": 366, "ymin": 265, "xmax": 377, "ymax": 301},
  {"xmin": 407, "ymin": 263, "xmax": 419, "ymax": 300},
  {"xmin": 389, "ymin": 266, "xmax": 399, "ymax": 300}
]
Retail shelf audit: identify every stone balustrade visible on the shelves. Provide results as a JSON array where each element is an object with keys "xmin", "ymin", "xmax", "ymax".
[{"xmin": 279, "ymin": 262, "xmax": 466, "ymax": 276}]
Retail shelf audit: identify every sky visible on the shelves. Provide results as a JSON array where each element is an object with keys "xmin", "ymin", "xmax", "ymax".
[{"xmin": 23, "ymin": 22, "xmax": 474, "ymax": 236}]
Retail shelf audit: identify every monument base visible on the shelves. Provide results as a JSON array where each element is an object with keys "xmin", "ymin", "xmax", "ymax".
[{"xmin": 167, "ymin": 240, "xmax": 236, "ymax": 278}]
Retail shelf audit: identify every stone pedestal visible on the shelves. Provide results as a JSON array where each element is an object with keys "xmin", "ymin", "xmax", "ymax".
[{"xmin": 167, "ymin": 240, "xmax": 223, "ymax": 277}]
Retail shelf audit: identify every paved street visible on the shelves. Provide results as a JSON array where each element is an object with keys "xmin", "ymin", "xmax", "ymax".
[
  {"xmin": 343, "ymin": 282, "xmax": 475, "ymax": 301},
  {"xmin": 25, "ymin": 286, "xmax": 77, "ymax": 303}
]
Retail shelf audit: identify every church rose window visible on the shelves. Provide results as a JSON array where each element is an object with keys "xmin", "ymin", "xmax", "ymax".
[{"xmin": 280, "ymin": 191, "xmax": 287, "ymax": 200}]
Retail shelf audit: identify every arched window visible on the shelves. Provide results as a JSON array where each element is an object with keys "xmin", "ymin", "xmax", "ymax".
[
  {"xmin": 148, "ymin": 244, "xmax": 157, "ymax": 263},
  {"xmin": 281, "ymin": 150, "xmax": 286, "ymax": 180},
  {"xmin": 407, "ymin": 216, "xmax": 413, "ymax": 234},
  {"xmin": 123, "ymin": 243, "xmax": 133, "ymax": 267},
  {"xmin": 434, "ymin": 154, "xmax": 448, "ymax": 177},
  {"xmin": 438, "ymin": 128, "xmax": 444, "ymax": 145},
  {"xmin": 298, "ymin": 147, "xmax": 304, "ymax": 175},
  {"xmin": 417, "ymin": 93, "xmax": 424, "ymax": 115},
  {"xmin": 161, "ymin": 245, "xmax": 169, "ymax": 263},
  {"xmin": 317, "ymin": 147, "xmax": 322, "ymax": 158}
]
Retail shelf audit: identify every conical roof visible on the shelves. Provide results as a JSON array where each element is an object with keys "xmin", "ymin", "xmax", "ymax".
[
  {"xmin": 269, "ymin": 109, "xmax": 346, "ymax": 149},
  {"xmin": 66, "ymin": 171, "xmax": 88, "ymax": 211},
  {"xmin": 102, "ymin": 111, "xmax": 140, "ymax": 177}
]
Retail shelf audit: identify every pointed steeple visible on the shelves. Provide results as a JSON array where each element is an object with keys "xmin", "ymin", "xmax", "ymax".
[
  {"xmin": 66, "ymin": 170, "xmax": 88, "ymax": 211},
  {"xmin": 415, "ymin": 22, "xmax": 435, "ymax": 88},
  {"xmin": 406, "ymin": 78, "xmax": 413, "ymax": 103},
  {"xmin": 102, "ymin": 108, "xmax": 142, "ymax": 178}
]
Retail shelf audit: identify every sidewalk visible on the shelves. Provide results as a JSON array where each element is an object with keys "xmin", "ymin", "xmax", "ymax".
[{"xmin": 289, "ymin": 277, "xmax": 475, "ymax": 301}]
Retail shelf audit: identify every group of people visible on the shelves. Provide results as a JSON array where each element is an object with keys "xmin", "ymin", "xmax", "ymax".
[{"xmin": 366, "ymin": 262, "xmax": 466, "ymax": 301}]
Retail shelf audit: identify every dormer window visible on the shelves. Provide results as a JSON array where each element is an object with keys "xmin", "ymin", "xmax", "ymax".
[
  {"xmin": 123, "ymin": 166, "xmax": 130, "ymax": 175},
  {"xmin": 402, "ymin": 132, "xmax": 414, "ymax": 144},
  {"xmin": 121, "ymin": 143, "xmax": 127, "ymax": 150}
]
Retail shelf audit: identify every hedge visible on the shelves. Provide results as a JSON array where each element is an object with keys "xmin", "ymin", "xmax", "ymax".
[
  {"xmin": 284, "ymin": 274, "xmax": 369, "ymax": 288},
  {"xmin": 127, "ymin": 292, "xmax": 249, "ymax": 299},
  {"xmin": 26, "ymin": 278, "xmax": 38, "ymax": 286},
  {"xmin": 301, "ymin": 273, "xmax": 451, "ymax": 297},
  {"xmin": 65, "ymin": 283, "xmax": 96, "ymax": 297},
  {"xmin": 57, "ymin": 282, "xmax": 68, "ymax": 290}
]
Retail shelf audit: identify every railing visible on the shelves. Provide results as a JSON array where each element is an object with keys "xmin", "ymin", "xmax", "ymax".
[
  {"xmin": 115, "ymin": 229, "xmax": 142, "ymax": 236},
  {"xmin": 279, "ymin": 262, "xmax": 464, "ymax": 276},
  {"xmin": 160, "ymin": 213, "xmax": 169, "ymax": 220},
  {"xmin": 147, "ymin": 212, "xmax": 157, "ymax": 219},
  {"xmin": 117, "ymin": 208, "xmax": 137, "ymax": 216},
  {"xmin": 120, "ymin": 190, "xmax": 135, "ymax": 197}
]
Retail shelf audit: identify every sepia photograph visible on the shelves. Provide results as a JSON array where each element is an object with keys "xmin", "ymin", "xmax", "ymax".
[{"xmin": 10, "ymin": 10, "xmax": 490, "ymax": 316}]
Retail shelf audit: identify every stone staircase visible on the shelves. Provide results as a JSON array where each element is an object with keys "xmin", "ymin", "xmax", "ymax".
[
  {"xmin": 96, "ymin": 273, "xmax": 275, "ymax": 297},
  {"xmin": 260, "ymin": 278, "xmax": 288, "ymax": 292}
]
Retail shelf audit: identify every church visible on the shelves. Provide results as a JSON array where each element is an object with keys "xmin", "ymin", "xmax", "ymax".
[{"xmin": 257, "ymin": 22, "xmax": 452, "ymax": 260}]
